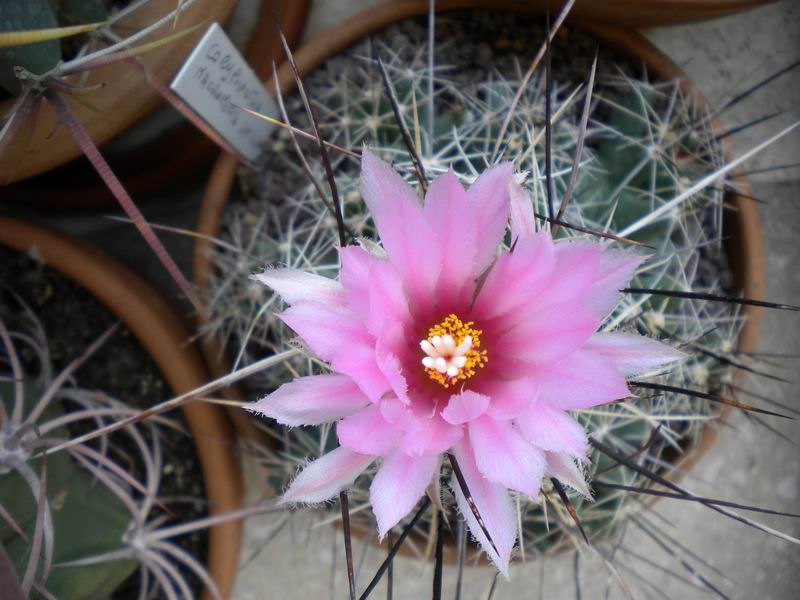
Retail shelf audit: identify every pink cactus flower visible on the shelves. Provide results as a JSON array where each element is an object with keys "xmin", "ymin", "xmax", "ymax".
[{"xmin": 250, "ymin": 148, "xmax": 684, "ymax": 572}]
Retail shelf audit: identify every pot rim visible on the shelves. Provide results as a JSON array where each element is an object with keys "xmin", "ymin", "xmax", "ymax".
[
  {"xmin": 0, "ymin": 0, "xmax": 238, "ymax": 185},
  {"xmin": 0, "ymin": 217, "xmax": 243, "ymax": 600}
]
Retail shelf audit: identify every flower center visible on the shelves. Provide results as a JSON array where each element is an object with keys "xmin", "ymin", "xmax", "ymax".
[{"xmin": 420, "ymin": 314, "xmax": 488, "ymax": 388}]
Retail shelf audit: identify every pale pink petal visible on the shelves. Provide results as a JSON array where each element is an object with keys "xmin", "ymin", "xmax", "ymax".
[
  {"xmin": 441, "ymin": 391, "xmax": 490, "ymax": 425},
  {"xmin": 516, "ymin": 402, "xmax": 588, "ymax": 458},
  {"xmin": 249, "ymin": 374, "xmax": 369, "ymax": 427},
  {"xmin": 360, "ymin": 148, "xmax": 441, "ymax": 307},
  {"xmin": 337, "ymin": 405, "xmax": 401, "ymax": 456},
  {"xmin": 533, "ymin": 350, "xmax": 631, "ymax": 410},
  {"xmin": 252, "ymin": 269, "xmax": 346, "ymax": 307},
  {"xmin": 358, "ymin": 237, "xmax": 388, "ymax": 259},
  {"xmin": 423, "ymin": 171, "xmax": 480, "ymax": 295},
  {"xmin": 466, "ymin": 162, "xmax": 514, "ymax": 273},
  {"xmin": 279, "ymin": 447, "xmax": 374, "ymax": 505},
  {"xmin": 472, "ymin": 232, "xmax": 555, "ymax": 321},
  {"xmin": 279, "ymin": 301, "xmax": 370, "ymax": 362},
  {"xmin": 581, "ymin": 249, "xmax": 647, "ymax": 319},
  {"xmin": 493, "ymin": 303, "xmax": 599, "ymax": 365},
  {"xmin": 370, "ymin": 450, "xmax": 440, "ymax": 538},
  {"xmin": 476, "ymin": 377, "xmax": 537, "ymax": 420},
  {"xmin": 331, "ymin": 341, "xmax": 390, "ymax": 403},
  {"xmin": 450, "ymin": 439, "xmax": 516, "ymax": 575},
  {"xmin": 399, "ymin": 413, "xmax": 463, "ymax": 456},
  {"xmin": 584, "ymin": 332, "xmax": 686, "ymax": 376},
  {"xmin": 339, "ymin": 245, "xmax": 375, "ymax": 315},
  {"xmin": 367, "ymin": 261, "xmax": 411, "ymax": 337},
  {"xmin": 545, "ymin": 452, "xmax": 591, "ymax": 499},
  {"xmin": 469, "ymin": 415, "xmax": 545, "ymax": 498},
  {"xmin": 508, "ymin": 176, "xmax": 536, "ymax": 242}
]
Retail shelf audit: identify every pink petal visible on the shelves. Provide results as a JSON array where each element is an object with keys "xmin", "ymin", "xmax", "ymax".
[
  {"xmin": 540, "ymin": 241, "xmax": 602, "ymax": 309},
  {"xmin": 370, "ymin": 449, "xmax": 440, "ymax": 538},
  {"xmin": 360, "ymin": 149, "xmax": 441, "ymax": 307},
  {"xmin": 508, "ymin": 176, "xmax": 536, "ymax": 242},
  {"xmin": 279, "ymin": 447, "xmax": 374, "ymax": 504},
  {"xmin": 533, "ymin": 349, "xmax": 631, "ymax": 410},
  {"xmin": 545, "ymin": 452, "xmax": 591, "ymax": 499},
  {"xmin": 337, "ymin": 405, "xmax": 401, "ymax": 456},
  {"xmin": 367, "ymin": 261, "xmax": 411, "ymax": 338},
  {"xmin": 468, "ymin": 415, "xmax": 545, "ymax": 498},
  {"xmin": 493, "ymin": 303, "xmax": 599, "ymax": 365},
  {"xmin": 279, "ymin": 301, "xmax": 370, "ymax": 363},
  {"xmin": 584, "ymin": 332, "xmax": 686, "ymax": 376},
  {"xmin": 516, "ymin": 402, "xmax": 588, "ymax": 458},
  {"xmin": 441, "ymin": 390, "xmax": 490, "ymax": 425},
  {"xmin": 380, "ymin": 396, "xmax": 428, "ymax": 433},
  {"xmin": 582, "ymin": 249, "xmax": 647, "ymax": 319},
  {"xmin": 450, "ymin": 439, "xmax": 516, "ymax": 574},
  {"xmin": 423, "ymin": 171, "xmax": 480, "ymax": 296},
  {"xmin": 398, "ymin": 413, "xmax": 463, "ymax": 456},
  {"xmin": 339, "ymin": 245, "xmax": 375, "ymax": 315},
  {"xmin": 476, "ymin": 377, "xmax": 538, "ymax": 420},
  {"xmin": 252, "ymin": 269, "xmax": 346, "ymax": 307},
  {"xmin": 466, "ymin": 162, "xmax": 514, "ymax": 273},
  {"xmin": 249, "ymin": 374, "xmax": 369, "ymax": 427},
  {"xmin": 376, "ymin": 352, "xmax": 409, "ymax": 405},
  {"xmin": 375, "ymin": 322, "xmax": 410, "ymax": 405},
  {"xmin": 472, "ymin": 232, "xmax": 555, "ymax": 321},
  {"xmin": 331, "ymin": 341, "xmax": 390, "ymax": 403}
]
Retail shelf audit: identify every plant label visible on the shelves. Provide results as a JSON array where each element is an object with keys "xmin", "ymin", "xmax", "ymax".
[{"xmin": 170, "ymin": 23, "xmax": 277, "ymax": 164}]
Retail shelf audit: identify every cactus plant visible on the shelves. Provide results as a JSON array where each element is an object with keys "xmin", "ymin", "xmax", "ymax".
[
  {"xmin": 201, "ymin": 11, "xmax": 746, "ymax": 555},
  {"xmin": 193, "ymin": 9, "xmax": 800, "ymax": 597}
]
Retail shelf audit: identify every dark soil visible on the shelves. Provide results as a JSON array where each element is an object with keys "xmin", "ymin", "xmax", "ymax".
[{"xmin": 0, "ymin": 245, "xmax": 207, "ymax": 598}]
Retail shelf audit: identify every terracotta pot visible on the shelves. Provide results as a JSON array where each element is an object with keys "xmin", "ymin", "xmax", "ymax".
[
  {"xmin": 193, "ymin": 0, "xmax": 764, "ymax": 562},
  {"xmin": 196, "ymin": 0, "xmax": 766, "ymax": 563},
  {"xmin": 0, "ymin": 0, "xmax": 310, "ymax": 210},
  {"xmin": 0, "ymin": 217, "xmax": 243, "ymax": 599}
]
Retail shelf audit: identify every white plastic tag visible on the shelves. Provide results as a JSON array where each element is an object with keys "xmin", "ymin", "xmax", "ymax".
[{"xmin": 170, "ymin": 23, "xmax": 277, "ymax": 164}]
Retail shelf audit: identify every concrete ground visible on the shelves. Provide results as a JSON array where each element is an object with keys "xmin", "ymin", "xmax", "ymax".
[{"xmin": 18, "ymin": 0, "xmax": 799, "ymax": 598}]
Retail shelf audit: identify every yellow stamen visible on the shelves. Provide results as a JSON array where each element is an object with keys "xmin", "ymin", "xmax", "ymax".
[{"xmin": 423, "ymin": 314, "xmax": 487, "ymax": 388}]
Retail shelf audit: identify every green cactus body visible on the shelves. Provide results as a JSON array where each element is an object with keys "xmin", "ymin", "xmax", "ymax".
[
  {"xmin": 0, "ymin": 0, "xmax": 109, "ymax": 94},
  {"xmin": 0, "ymin": 382, "xmax": 137, "ymax": 599}
]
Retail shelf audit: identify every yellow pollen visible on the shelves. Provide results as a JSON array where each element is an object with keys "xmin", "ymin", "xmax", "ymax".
[{"xmin": 422, "ymin": 314, "xmax": 488, "ymax": 388}]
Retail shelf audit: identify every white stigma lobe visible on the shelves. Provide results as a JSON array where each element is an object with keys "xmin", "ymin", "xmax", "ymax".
[{"xmin": 420, "ymin": 334, "xmax": 473, "ymax": 377}]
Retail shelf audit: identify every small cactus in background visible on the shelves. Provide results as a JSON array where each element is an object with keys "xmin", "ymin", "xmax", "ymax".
[
  {"xmin": 202, "ymin": 11, "xmax": 744, "ymax": 559},
  {"xmin": 0, "ymin": 0, "xmax": 109, "ymax": 95},
  {"xmin": 0, "ymin": 297, "xmax": 216, "ymax": 598}
]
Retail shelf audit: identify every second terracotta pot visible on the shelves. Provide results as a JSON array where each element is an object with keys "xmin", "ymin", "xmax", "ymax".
[{"xmin": 0, "ymin": 217, "xmax": 243, "ymax": 599}]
